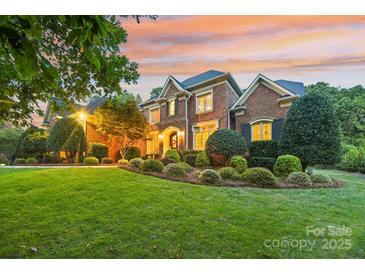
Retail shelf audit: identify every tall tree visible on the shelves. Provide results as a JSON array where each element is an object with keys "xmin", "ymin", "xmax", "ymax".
[
  {"xmin": 279, "ymin": 93, "xmax": 341, "ymax": 168},
  {"xmin": 150, "ymin": 87, "xmax": 163, "ymax": 98},
  {"xmin": 92, "ymin": 96, "xmax": 148, "ymax": 158},
  {"xmin": 0, "ymin": 16, "xmax": 155, "ymax": 126}
]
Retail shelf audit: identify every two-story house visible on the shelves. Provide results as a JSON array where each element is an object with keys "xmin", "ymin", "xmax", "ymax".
[{"xmin": 140, "ymin": 70, "xmax": 305, "ymax": 156}]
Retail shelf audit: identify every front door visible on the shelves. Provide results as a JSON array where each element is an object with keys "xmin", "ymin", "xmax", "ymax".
[{"xmin": 169, "ymin": 132, "xmax": 178, "ymax": 149}]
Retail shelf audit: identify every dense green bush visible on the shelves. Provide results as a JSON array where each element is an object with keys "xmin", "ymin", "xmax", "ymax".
[
  {"xmin": 164, "ymin": 149, "xmax": 181, "ymax": 162},
  {"xmin": 310, "ymin": 174, "xmax": 333, "ymax": 184},
  {"xmin": 25, "ymin": 157, "xmax": 38, "ymax": 164},
  {"xmin": 125, "ymin": 147, "xmax": 141, "ymax": 161},
  {"xmin": 118, "ymin": 159, "xmax": 129, "ymax": 165},
  {"xmin": 162, "ymin": 163, "xmax": 186, "ymax": 177},
  {"xmin": 279, "ymin": 93, "xmax": 341, "ymax": 168},
  {"xmin": 287, "ymin": 172, "xmax": 312, "ymax": 185},
  {"xmin": 140, "ymin": 159, "xmax": 164, "ymax": 172},
  {"xmin": 338, "ymin": 147, "xmax": 365, "ymax": 173},
  {"xmin": 229, "ymin": 156, "xmax": 248, "ymax": 173},
  {"xmin": 241, "ymin": 167, "xmax": 277, "ymax": 186},
  {"xmin": 129, "ymin": 158, "xmax": 144, "ymax": 168},
  {"xmin": 183, "ymin": 153, "xmax": 197, "ymax": 167},
  {"xmin": 198, "ymin": 169, "xmax": 221, "ymax": 185},
  {"xmin": 101, "ymin": 157, "xmax": 113, "ymax": 164},
  {"xmin": 15, "ymin": 126, "xmax": 48, "ymax": 160},
  {"xmin": 249, "ymin": 140, "xmax": 278, "ymax": 158},
  {"xmin": 218, "ymin": 167, "xmax": 241, "ymax": 181},
  {"xmin": 248, "ymin": 157, "xmax": 276, "ymax": 170},
  {"xmin": 161, "ymin": 158, "xmax": 176, "ymax": 166},
  {"xmin": 195, "ymin": 151, "xmax": 210, "ymax": 167},
  {"xmin": 14, "ymin": 158, "xmax": 25, "ymax": 165},
  {"xmin": 273, "ymin": 155, "xmax": 302, "ymax": 177},
  {"xmin": 83, "ymin": 157, "xmax": 99, "ymax": 165},
  {"xmin": 90, "ymin": 143, "xmax": 108, "ymax": 161},
  {"xmin": 0, "ymin": 127, "xmax": 23, "ymax": 159},
  {"xmin": 205, "ymin": 129, "xmax": 248, "ymax": 163},
  {"xmin": 176, "ymin": 162, "xmax": 193, "ymax": 173}
]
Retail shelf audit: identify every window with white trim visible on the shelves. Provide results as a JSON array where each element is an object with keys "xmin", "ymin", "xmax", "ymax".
[
  {"xmin": 149, "ymin": 108, "xmax": 160, "ymax": 124},
  {"xmin": 196, "ymin": 92, "xmax": 213, "ymax": 113},
  {"xmin": 193, "ymin": 122, "xmax": 217, "ymax": 150},
  {"xmin": 168, "ymin": 99, "xmax": 175, "ymax": 116},
  {"xmin": 251, "ymin": 121, "xmax": 272, "ymax": 141}
]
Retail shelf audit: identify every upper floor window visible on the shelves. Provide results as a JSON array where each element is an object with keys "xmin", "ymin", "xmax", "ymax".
[
  {"xmin": 251, "ymin": 121, "xmax": 272, "ymax": 141},
  {"xmin": 196, "ymin": 92, "xmax": 213, "ymax": 113},
  {"xmin": 168, "ymin": 99, "xmax": 175, "ymax": 116},
  {"xmin": 149, "ymin": 107, "xmax": 160, "ymax": 124}
]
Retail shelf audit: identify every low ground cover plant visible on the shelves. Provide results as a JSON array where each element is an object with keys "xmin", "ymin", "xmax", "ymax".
[
  {"xmin": 129, "ymin": 158, "xmax": 144, "ymax": 168},
  {"xmin": 218, "ymin": 167, "xmax": 241, "ymax": 181},
  {"xmin": 140, "ymin": 159, "xmax": 164, "ymax": 172},
  {"xmin": 286, "ymin": 172, "xmax": 312, "ymax": 186},
  {"xmin": 242, "ymin": 167, "xmax": 277, "ymax": 186},
  {"xmin": 310, "ymin": 173, "xmax": 333, "ymax": 184},
  {"xmin": 162, "ymin": 163, "xmax": 186, "ymax": 177},
  {"xmin": 198, "ymin": 169, "xmax": 221, "ymax": 185},
  {"xmin": 176, "ymin": 162, "xmax": 193, "ymax": 173}
]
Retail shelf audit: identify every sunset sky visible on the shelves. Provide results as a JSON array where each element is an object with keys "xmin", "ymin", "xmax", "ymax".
[{"xmin": 121, "ymin": 16, "xmax": 365, "ymax": 100}]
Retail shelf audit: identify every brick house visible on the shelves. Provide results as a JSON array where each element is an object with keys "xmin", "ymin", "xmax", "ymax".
[{"xmin": 140, "ymin": 71, "xmax": 305, "ymax": 157}]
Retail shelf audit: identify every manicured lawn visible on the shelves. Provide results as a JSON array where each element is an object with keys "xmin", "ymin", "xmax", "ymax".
[{"xmin": 0, "ymin": 168, "xmax": 364, "ymax": 258}]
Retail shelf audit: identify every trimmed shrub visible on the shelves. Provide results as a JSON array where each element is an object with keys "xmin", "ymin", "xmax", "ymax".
[
  {"xmin": 140, "ymin": 159, "xmax": 164, "ymax": 172},
  {"xmin": 184, "ymin": 153, "xmax": 197, "ymax": 167},
  {"xmin": 205, "ymin": 129, "xmax": 248, "ymax": 163},
  {"xmin": 161, "ymin": 158, "xmax": 176, "ymax": 166},
  {"xmin": 25, "ymin": 157, "xmax": 38, "ymax": 164},
  {"xmin": 242, "ymin": 167, "xmax": 277, "ymax": 186},
  {"xmin": 164, "ymin": 149, "xmax": 181, "ymax": 162},
  {"xmin": 90, "ymin": 143, "xmax": 108, "ymax": 161},
  {"xmin": 273, "ymin": 155, "xmax": 302, "ymax": 177},
  {"xmin": 198, "ymin": 169, "xmax": 221, "ymax": 185},
  {"xmin": 129, "ymin": 158, "xmax": 144, "ymax": 168},
  {"xmin": 279, "ymin": 93, "xmax": 341, "ymax": 168},
  {"xmin": 287, "ymin": 172, "xmax": 312, "ymax": 186},
  {"xmin": 14, "ymin": 158, "xmax": 25, "ymax": 165},
  {"xmin": 162, "ymin": 163, "xmax": 186, "ymax": 177},
  {"xmin": 310, "ymin": 174, "xmax": 333, "ymax": 184},
  {"xmin": 195, "ymin": 151, "xmax": 210, "ymax": 167},
  {"xmin": 229, "ymin": 156, "xmax": 248, "ymax": 173},
  {"xmin": 249, "ymin": 157, "xmax": 276, "ymax": 171},
  {"xmin": 249, "ymin": 140, "xmax": 278, "ymax": 158},
  {"xmin": 218, "ymin": 167, "xmax": 241, "ymax": 181},
  {"xmin": 125, "ymin": 147, "xmax": 141, "ymax": 161},
  {"xmin": 176, "ymin": 162, "xmax": 193, "ymax": 173},
  {"xmin": 101, "ymin": 157, "xmax": 113, "ymax": 164},
  {"xmin": 118, "ymin": 159, "xmax": 129, "ymax": 166},
  {"xmin": 83, "ymin": 157, "xmax": 99, "ymax": 166}
]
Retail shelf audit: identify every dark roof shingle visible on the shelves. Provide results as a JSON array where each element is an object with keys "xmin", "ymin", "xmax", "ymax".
[
  {"xmin": 275, "ymin": 80, "xmax": 306, "ymax": 96},
  {"xmin": 180, "ymin": 70, "xmax": 225, "ymax": 88}
]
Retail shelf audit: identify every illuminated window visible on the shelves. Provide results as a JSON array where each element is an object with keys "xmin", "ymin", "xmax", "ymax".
[
  {"xmin": 197, "ymin": 92, "xmax": 213, "ymax": 113},
  {"xmin": 147, "ymin": 135, "xmax": 159, "ymax": 154},
  {"xmin": 251, "ymin": 121, "xmax": 272, "ymax": 141},
  {"xmin": 193, "ymin": 122, "xmax": 217, "ymax": 150},
  {"xmin": 168, "ymin": 99, "xmax": 175, "ymax": 116},
  {"xmin": 149, "ymin": 108, "xmax": 160, "ymax": 124}
]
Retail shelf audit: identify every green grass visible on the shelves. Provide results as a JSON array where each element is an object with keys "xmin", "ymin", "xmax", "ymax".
[{"xmin": 0, "ymin": 168, "xmax": 364, "ymax": 258}]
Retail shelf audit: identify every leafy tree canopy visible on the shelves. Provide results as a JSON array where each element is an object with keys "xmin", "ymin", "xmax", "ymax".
[
  {"xmin": 0, "ymin": 15, "xmax": 155, "ymax": 126},
  {"xmin": 15, "ymin": 126, "xmax": 48, "ymax": 159},
  {"xmin": 150, "ymin": 87, "xmax": 163, "ymax": 99},
  {"xmin": 0, "ymin": 126, "xmax": 23, "ymax": 157}
]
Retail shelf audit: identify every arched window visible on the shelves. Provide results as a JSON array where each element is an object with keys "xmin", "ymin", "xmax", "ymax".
[{"xmin": 251, "ymin": 120, "xmax": 272, "ymax": 141}]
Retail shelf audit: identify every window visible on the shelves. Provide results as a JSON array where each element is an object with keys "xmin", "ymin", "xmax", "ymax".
[
  {"xmin": 196, "ymin": 92, "xmax": 213, "ymax": 113},
  {"xmin": 193, "ymin": 121, "xmax": 217, "ymax": 150},
  {"xmin": 168, "ymin": 99, "xmax": 175, "ymax": 116},
  {"xmin": 147, "ymin": 135, "xmax": 159, "ymax": 154},
  {"xmin": 149, "ymin": 108, "xmax": 160, "ymax": 124},
  {"xmin": 251, "ymin": 121, "xmax": 272, "ymax": 141}
]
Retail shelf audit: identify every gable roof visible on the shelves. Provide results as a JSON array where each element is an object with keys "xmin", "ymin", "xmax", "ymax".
[
  {"xmin": 274, "ymin": 80, "xmax": 306, "ymax": 96},
  {"xmin": 180, "ymin": 70, "xmax": 225, "ymax": 88}
]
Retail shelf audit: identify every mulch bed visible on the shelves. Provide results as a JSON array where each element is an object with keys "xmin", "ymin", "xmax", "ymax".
[{"xmin": 119, "ymin": 165, "xmax": 344, "ymax": 189}]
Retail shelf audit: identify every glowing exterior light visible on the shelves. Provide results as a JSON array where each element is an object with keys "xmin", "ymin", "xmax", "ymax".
[{"xmin": 79, "ymin": 112, "xmax": 87, "ymax": 122}]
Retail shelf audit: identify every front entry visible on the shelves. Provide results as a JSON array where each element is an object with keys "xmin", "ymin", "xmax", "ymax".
[{"xmin": 169, "ymin": 131, "xmax": 178, "ymax": 149}]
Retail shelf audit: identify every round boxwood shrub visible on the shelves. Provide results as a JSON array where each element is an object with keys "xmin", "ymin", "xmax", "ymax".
[
  {"xmin": 195, "ymin": 151, "xmax": 210, "ymax": 167},
  {"xmin": 218, "ymin": 167, "xmax": 241, "ymax": 181},
  {"xmin": 184, "ymin": 153, "xmax": 197, "ymax": 167},
  {"xmin": 229, "ymin": 155, "xmax": 248, "ymax": 173},
  {"xmin": 90, "ymin": 143, "xmax": 108, "ymax": 161},
  {"xmin": 205, "ymin": 129, "xmax": 248, "ymax": 163},
  {"xmin": 162, "ymin": 163, "xmax": 186, "ymax": 177},
  {"xmin": 161, "ymin": 158, "xmax": 176, "ymax": 166},
  {"xmin": 198, "ymin": 169, "xmax": 221, "ymax": 185},
  {"xmin": 241, "ymin": 167, "xmax": 277, "ymax": 186},
  {"xmin": 83, "ymin": 157, "xmax": 99, "ymax": 166},
  {"xmin": 287, "ymin": 172, "xmax": 312, "ymax": 185},
  {"xmin": 164, "ymin": 149, "xmax": 181, "ymax": 162},
  {"xmin": 118, "ymin": 159, "xmax": 129, "ymax": 166},
  {"xmin": 129, "ymin": 158, "xmax": 144, "ymax": 168},
  {"xmin": 25, "ymin": 157, "xmax": 38, "ymax": 164},
  {"xmin": 140, "ymin": 159, "xmax": 164, "ymax": 172},
  {"xmin": 101, "ymin": 157, "xmax": 113, "ymax": 164},
  {"xmin": 14, "ymin": 158, "xmax": 26, "ymax": 165},
  {"xmin": 273, "ymin": 155, "xmax": 302, "ymax": 177},
  {"xmin": 248, "ymin": 157, "xmax": 276, "ymax": 170},
  {"xmin": 310, "ymin": 173, "xmax": 333, "ymax": 184},
  {"xmin": 125, "ymin": 147, "xmax": 141, "ymax": 161},
  {"xmin": 176, "ymin": 162, "xmax": 193, "ymax": 173}
]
